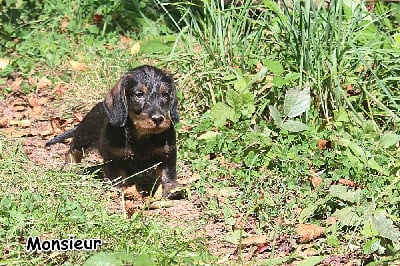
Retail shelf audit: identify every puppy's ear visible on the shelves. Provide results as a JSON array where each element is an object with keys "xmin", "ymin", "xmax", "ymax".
[
  {"xmin": 169, "ymin": 80, "xmax": 179, "ymax": 124},
  {"xmin": 103, "ymin": 75, "xmax": 135, "ymax": 127}
]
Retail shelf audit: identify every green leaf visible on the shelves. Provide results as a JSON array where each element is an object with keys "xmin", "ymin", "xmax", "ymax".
[
  {"xmin": 209, "ymin": 103, "xmax": 237, "ymax": 128},
  {"xmin": 329, "ymin": 185, "xmax": 361, "ymax": 203},
  {"xmin": 281, "ymin": 120, "xmax": 308, "ymax": 132},
  {"xmin": 283, "ymin": 85, "xmax": 311, "ymax": 118},
  {"xmin": 225, "ymin": 89, "xmax": 241, "ymax": 108},
  {"xmin": 332, "ymin": 206, "xmax": 361, "ymax": 226},
  {"xmin": 223, "ymin": 230, "xmax": 246, "ymax": 244},
  {"xmin": 240, "ymin": 91, "xmax": 254, "ymax": 105},
  {"xmin": 361, "ymin": 221, "xmax": 379, "ymax": 238},
  {"xmin": 380, "ymin": 133, "xmax": 400, "ymax": 148},
  {"xmin": 269, "ymin": 105, "xmax": 282, "ymax": 127},
  {"xmin": 197, "ymin": 131, "xmax": 221, "ymax": 140},
  {"xmin": 263, "ymin": 59, "xmax": 284, "ymax": 75},
  {"xmin": 233, "ymin": 78, "xmax": 247, "ymax": 92},
  {"xmin": 333, "ymin": 108, "xmax": 349, "ymax": 122},
  {"xmin": 367, "ymin": 158, "xmax": 385, "ymax": 174},
  {"xmin": 363, "ymin": 238, "xmax": 385, "ymax": 255},
  {"xmin": 371, "ymin": 213, "xmax": 400, "ymax": 249}
]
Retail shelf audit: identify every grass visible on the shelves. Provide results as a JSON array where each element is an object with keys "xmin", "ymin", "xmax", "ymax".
[
  {"xmin": 1, "ymin": 0, "xmax": 400, "ymax": 264},
  {"xmin": 0, "ymin": 137, "xmax": 212, "ymax": 265}
]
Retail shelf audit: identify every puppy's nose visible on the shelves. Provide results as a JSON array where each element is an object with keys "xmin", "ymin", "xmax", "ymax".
[{"xmin": 151, "ymin": 115, "xmax": 164, "ymax": 126}]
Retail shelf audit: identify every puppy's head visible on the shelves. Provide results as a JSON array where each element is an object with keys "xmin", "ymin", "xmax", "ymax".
[{"xmin": 103, "ymin": 65, "xmax": 179, "ymax": 134}]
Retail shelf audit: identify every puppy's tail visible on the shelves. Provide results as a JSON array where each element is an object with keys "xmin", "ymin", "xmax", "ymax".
[{"xmin": 45, "ymin": 127, "xmax": 77, "ymax": 147}]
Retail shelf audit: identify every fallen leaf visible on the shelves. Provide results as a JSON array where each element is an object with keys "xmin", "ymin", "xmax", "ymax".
[
  {"xmin": 9, "ymin": 119, "xmax": 31, "ymax": 127},
  {"xmin": 10, "ymin": 78, "xmax": 22, "ymax": 91},
  {"xmin": 73, "ymin": 112, "xmax": 84, "ymax": 122},
  {"xmin": 296, "ymin": 223, "xmax": 325, "ymax": 243},
  {"xmin": 37, "ymin": 77, "xmax": 52, "ymax": 90},
  {"xmin": 0, "ymin": 58, "xmax": 10, "ymax": 70},
  {"xmin": 52, "ymin": 83, "xmax": 70, "ymax": 97},
  {"xmin": 70, "ymin": 61, "xmax": 88, "ymax": 71},
  {"xmin": 241, "ymin": 235, "xmax": 268, "ymax": 246},
  {"xmin": 123, "ymin": 186, "xmax": 141, "ymax": 200},
  {"xmin": 317, "ymin": 139, "xmax": 331, "ymax": 149},
  {"xmin": 120, "ymin": 35, "xmax": 133, "ymax": 48},
  {"xmin": 310, "ymin": 169, "xmax": 323, "ymax": 188},
  {"xmin": 130, "ymin": 41, "xmax": 141, "ymax": 55},
  {"xmin": 49, "ymin": 117, "xmax": 69, "ymax": 134},
  {"xmin": 337, "ymin": 178, "xmax": 356, "ymax": 187},
  {"xmin": 0, "ymin": 117, "xmax": 9, "ymax": 127},
  {"xmin": 60, "ymin": 18, "xmax": 69, "ymax": 32},
  {"xmin": 93, "ymin": 14, "xmax": 103, "ymax": 25}
]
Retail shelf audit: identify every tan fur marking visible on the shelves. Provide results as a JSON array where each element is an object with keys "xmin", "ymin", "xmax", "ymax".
[{"xmin": 128, "ymin": 112, "xmax": 171, "ymax": 136}]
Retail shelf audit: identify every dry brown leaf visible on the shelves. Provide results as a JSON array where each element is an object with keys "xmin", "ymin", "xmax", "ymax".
[
  {"xmin": 10, "ymin": 78, "xmax": 22, "ymax": 91},
  {"xmin": 73, "ymin": 112, "xmax": 84, "ymax": 122},
  {"xmin": 337, "ymin": 178, "xmax": 356, "ymax": 187},
  {"xmin": 37, "ymin": 77, "xmax": 52, "ymax": 90},
  {"xmin": 294, "ymin": 208, "xmax": 302, "ymax": 216},
  {"xmin": 49, "ymin": 117, "xmax": 69, "ymax": 134},
  {"xmin": 70, "ymin": 61, "xmax": 88, "ymax": 71},
  {"xmin": 296, "ymin": 223, "xmax": 325, "ymax": 243},
  {"xmin": 60, "ymin": 18, "xmax": 69, "ymax": 32},
  {"xmin": 130, "ymin": 41, "xmax": 141, "ymax": 55},
  {"xmin": 120, "ymin": 35, "xmax": 133, "ymax": 48},
  {"xmin": 9, "ymin": 119, "xmax": 31, "ymax": 127},
  {"xmin": 0, "ymin": 117, "xmax": 9, "ymax": 127},
  {"xmin": 123, "ymin": 186, "xmax": 141, "ymax": 200},
  {"xmin": 310, "ymin": 169, "xmax": 323, "ymax": 188},
  {"xmin": 317, "ymin": 139, "xmax": 331, "ymax": 149},
  {"xmin": 241, "ymin": 235, "xmax": 268, "ymax": 246},
  {"xmin": 52, "ymin": 83, "xmax": 70, "ymax": 97}
]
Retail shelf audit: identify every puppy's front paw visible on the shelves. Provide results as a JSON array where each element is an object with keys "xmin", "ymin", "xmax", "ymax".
[{"xmin": 162, "ymin": 182, "xmax": 188, "ymax": 200}]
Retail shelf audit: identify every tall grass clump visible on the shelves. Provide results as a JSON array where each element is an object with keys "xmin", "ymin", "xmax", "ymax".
[
  {"xmin": 265, "ymin": 0, "xmax": 400, "ymax": 124},
  {"xmin": 161, "ymin": 0, "xmax": 400, "ymax": 127}
]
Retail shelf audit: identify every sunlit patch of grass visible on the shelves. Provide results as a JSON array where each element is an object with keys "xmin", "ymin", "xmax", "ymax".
[{"xmin": 0, "ymin": 137, "xmax": 213, "ymax": 265}]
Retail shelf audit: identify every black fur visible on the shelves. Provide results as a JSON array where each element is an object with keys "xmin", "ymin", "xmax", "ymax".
[{"xmin": 46, "ymin": 65, "xmax": 180, "ymax": 198}]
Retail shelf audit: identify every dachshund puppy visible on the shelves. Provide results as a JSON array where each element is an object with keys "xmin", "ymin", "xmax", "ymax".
[{"xmin": 46, "ymin": 65, "xmax": 180, "ymax": 198}]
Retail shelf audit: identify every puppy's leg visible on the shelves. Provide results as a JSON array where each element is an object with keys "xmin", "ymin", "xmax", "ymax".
[
  {"xmin": 158, "ymin": 146, "xmax": 181, "ymax": 199},
  {"xmin": 64, "ymin": 149, "xmax": 83, "ymax": 164}
]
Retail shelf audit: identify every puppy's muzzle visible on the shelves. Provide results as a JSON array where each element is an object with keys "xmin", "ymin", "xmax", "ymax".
[{"xmin": 151, "ymin": 114, "xmax": 165, "ymax": 126}]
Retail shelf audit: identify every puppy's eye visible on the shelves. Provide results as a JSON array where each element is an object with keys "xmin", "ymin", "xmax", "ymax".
[
  {"xmin": 135, "ymin": 92, "xmax": 144, "ymax": 98},
  {"xmin": 162, "ymin": 92, "xmax": 169, "ymax": 98}
]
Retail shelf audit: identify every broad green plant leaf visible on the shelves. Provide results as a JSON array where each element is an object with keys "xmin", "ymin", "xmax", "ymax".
[
  {"xmin": 226, "ymin": 89, "xmax": 241, "ymax": 108},
  {"xmin": 223, "ymin": 230, "xmax": 247, "ymax": 244},
  {"xmin": 363, "ymin": 238, "xmax": 386, "ymax": 255},
  {"xmin": 332, "ymin": 206, "xmax": 361, "ymax": 226},
  {"xmin": 281, "ymin": 120, "xmax": 308, "ymax": 132},
  {"xmin": 370, "ymin": 213, "xmax": 400, "ymax": 250},
  {"xmin": 209, "ymin": 103, "xmax": 237, "ymax": 128},
  {"xmin": 283, "ymin": 85, "xmax": 311, "ymax": 118},
  {"xmin": 263, "ymin": 59, "xmax": 284, "ymax": 75},
  {"xmin": 329, "ymin": 185, "xmax": 361, "ymax": 203},
  {"xmin": 380, "ymin": 133, "xmax": 400, "ymax": 148},
  {"xmin": 269, "ymin": 105, "xmax": 282, "ymax": 127},
  {"xmin": 197, "ymin": 131, "xmax": 221, "ymax": 140}
]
